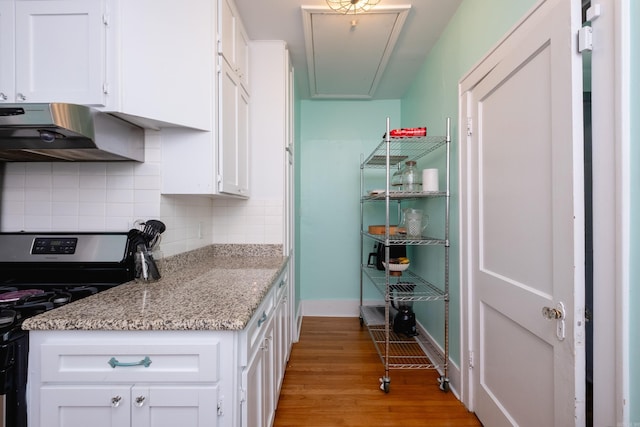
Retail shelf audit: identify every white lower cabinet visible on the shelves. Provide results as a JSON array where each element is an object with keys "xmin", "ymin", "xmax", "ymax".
[
  {"xmin": 41, "ymin": 384, "xmax": 218, "ymax": 427},
  {"xmin": 239, "ymin": 267, "xmax": 290, "ymax": 427},
  {"xmin": 29, "ymin": 332, "xmax": 230, "ymax": 427},
  {"xmin": 29, "ymin": 265, "xmax": 292, "ymax": 427}
]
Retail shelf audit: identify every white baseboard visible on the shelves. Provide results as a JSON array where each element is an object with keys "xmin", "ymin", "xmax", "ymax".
[
  {"xmin": 414, "ymin": 319, "xmax": 461, "ymax": 398},
  {"xmin": 301, "ymin": 299, "xmax": 381, "ymax": 317}
]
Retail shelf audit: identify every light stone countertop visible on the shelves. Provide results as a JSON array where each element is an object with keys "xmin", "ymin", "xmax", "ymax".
[{"xmin": 22, "ymin": 244, "xmax": 288, "ymax": 332}]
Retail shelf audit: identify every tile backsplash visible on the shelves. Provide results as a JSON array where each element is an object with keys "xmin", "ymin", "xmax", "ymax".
[{"xmin": 0, "ymin": 130, "xmax": 283, "ymax": 257}]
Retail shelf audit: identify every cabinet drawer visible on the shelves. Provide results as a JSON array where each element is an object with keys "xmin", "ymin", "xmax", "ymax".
[
  {"xmin": 41, "ymin": 342, "xmax": 219, "ymax": 383},
  {"xmin": 240, "ymin": 287, "xmax": 276, "ymax": 365}
]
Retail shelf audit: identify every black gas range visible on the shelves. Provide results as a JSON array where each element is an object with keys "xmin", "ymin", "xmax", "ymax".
[{"xmin": 0, "ymin": 232, "xmax": 135, "ymax": 427}]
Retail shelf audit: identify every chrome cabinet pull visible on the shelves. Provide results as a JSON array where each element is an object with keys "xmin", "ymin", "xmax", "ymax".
[
  {"xmin": 111, "ymin": 396, "xmax": 122, "ymax": 408},
  {"xmin": 16, "ymin": 93, "xmax": 26, "ymax": 101},
  {"xmin": 0, "ymin": 93, "xmax": 7, "ymax": 101},
  {"xmin": 108, "ymin": 356, "xmax": 152, "ymax": 368},
  {"xmin": 134, "ymin": 396, "xmax": 146, "ymax": 407}
]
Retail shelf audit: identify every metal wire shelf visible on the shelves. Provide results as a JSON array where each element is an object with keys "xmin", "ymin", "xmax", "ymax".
[
  {"xmin": 362, "ymin": 231, "xmax": 447, "ymax": 246},
  {"xmin": 361, "ymin": 137, "xmax": 447, "ymax": 169},
  {"xmin": 360, "ymin": 306, "xmax": 446, "ymax": 370},
  {"xmin": 362, "ymin": 268, "xmax": 446, "ymax": 302}
]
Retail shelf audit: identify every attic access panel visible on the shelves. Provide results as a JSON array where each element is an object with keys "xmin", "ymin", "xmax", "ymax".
[{"xmin": 302, "ymin": 6, "xmax": 410, "ymax": 99}]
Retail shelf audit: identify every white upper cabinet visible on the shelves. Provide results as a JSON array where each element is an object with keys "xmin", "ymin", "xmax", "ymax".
[
  {"xmin": 1, "ymin": 0, "xmax": 106, "ymax": 105},
  {"xmin": 113, "ymin": 0, "xmax": 215, "ymax": 130},
  {"xmin": 218, "ymin": 57, "xmax": 249, "ymax": 197},
  {"xmin": 162, "ymin": 0, "xmax": 249, "ymax": 197},
  {"xmin": 0, "ymin": 0, "xmax": 215, "ymax": 130},
  {"xmin": 0, "ymin": 1, "xmax": 15, "ymax": 103},
  {"xmin": 219, "ymin": 0, "xmax": 249, "ymax": 93}
]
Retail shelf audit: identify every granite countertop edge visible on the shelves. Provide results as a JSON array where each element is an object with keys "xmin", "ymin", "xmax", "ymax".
[{"xmin": 23, "ymin": 244, "xmax": 288, "ymax": 332}]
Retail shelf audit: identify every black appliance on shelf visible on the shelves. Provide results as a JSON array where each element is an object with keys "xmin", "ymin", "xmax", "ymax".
[
  {"xmin": 367, "ymin": 242, "xmax": 406, "ymax": 271},
  {"xmin": 0, "ymin": 232, "xmax": 135, "ymax": 427}
]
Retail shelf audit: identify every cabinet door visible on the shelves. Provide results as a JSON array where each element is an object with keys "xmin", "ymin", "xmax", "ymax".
[
  {"xmin": 14, "ymin": 0, "xmax": 106, "ymax": 105},
  {"xmin": 41, "ymin": 385, "xmax": 131, "ymax": 427},
  {"xmin": 131, "ymin": 385, "xmax": 218, "ymax": 427},
  {"xmin": 242, "ymin": 316, "xmax": 274, "ymax": 427},
  {"xmin": 235, "ymin": 22, "xmax": 249, "ymax": 93},
  {"xmin": 262, "ymin": 319, "xmax": 276, "ymax": 427},
  {"xmin": 219, "ymin": 60, "xmax": 249, "ymax": 198},
  {"xmin": 237, "ymin": 86, "xmax": 250, "ymax": 194},
  {"xmin": 219, "ymin": 0, "xmax": 249, "ymax": 93},
  {"xmin": 242, "ymin": 345, "xmax": 264, "ymax": 427},
  {"xmin": 274, "ymin": 285, "xmax": 290, "ymax": 395},
  {"xmin": 0, "ymin": 1, "xmax": 14, "ymax": 103}
]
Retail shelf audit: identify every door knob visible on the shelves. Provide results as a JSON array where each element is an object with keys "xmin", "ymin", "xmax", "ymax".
[
  {"xmin": 542, "ymin": 302, "xmax": 566, "ymax": 341},
  {"xmin": 542, "ymin": 306, "xmax": 562, "ymax": 319}
]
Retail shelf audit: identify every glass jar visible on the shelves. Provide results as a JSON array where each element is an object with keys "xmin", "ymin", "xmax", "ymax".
[
  {"xmin": 391, "ymin": 163, "xmax": 403, "ymax": 189},
  {"xmin": 402, "ymin": 160, "xmax": 421, "ymax": 192}
]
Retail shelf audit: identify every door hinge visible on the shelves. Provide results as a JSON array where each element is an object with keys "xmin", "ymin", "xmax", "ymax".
[
  {"xmin": 578, "ymin": 26, "xmax": 593, "ymax": 53},
  {"xmin": 239, "ymin": 388, "xmax": 246, "ymax": 403},
  {"xmin": 102, "ymin": 13, "xmax": 109, "ymax": 26},
  {"xmin": 468, "ymin": 350, "xmax": 474, "ymax": 369},
  {"xmin": 217, "ymin": 400, "xmax": 223, "ymax": 416},
  {"xmin": 103, "ymin": 82, "xmax": 109, "ymax": 94},
  {"xmin": 466, "ymin": 117, "xmax": 472, "ymax": 137}
]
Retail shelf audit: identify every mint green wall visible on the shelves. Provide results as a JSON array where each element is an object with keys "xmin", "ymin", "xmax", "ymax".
[
  {"xmin": 296, "ymin": 1, "xmax": 537, "ymax": 367},
  {"xmin": 399, "ymin": 0, "xmax": 537, "ymax": 363},
  {"xmin": 298, "ymin": 100, "xmax": 400, "ymax": 303},
  {"xmin": 629, "ymin": 0, "xmax": 639, "ymax": 421}
]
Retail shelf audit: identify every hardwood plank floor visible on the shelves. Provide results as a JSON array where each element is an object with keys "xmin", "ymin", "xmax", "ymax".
[{"xmin": 274, "ymin": 317, "xmax": 482, "ymax": 426}]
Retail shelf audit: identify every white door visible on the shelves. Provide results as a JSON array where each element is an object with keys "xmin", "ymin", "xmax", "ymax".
[{"xmin": 460, "ymin": 0, "xmax": 585, "ymax": 425}]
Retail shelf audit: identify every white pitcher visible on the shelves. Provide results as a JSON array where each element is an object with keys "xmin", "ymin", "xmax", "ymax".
[{"xmin": 401, "ymin": 208, "xmax": 428, "ymax": 238}]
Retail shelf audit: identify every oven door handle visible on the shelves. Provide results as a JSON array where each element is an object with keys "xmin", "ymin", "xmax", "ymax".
[{"xmin": 108, "ymin": 356, "xmax": 152, "ymax": 368}]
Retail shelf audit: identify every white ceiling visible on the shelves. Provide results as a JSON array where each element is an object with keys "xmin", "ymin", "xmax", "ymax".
[{"xmin": 233, "ymin": 0, "xmax": 463, "ymax": 100}]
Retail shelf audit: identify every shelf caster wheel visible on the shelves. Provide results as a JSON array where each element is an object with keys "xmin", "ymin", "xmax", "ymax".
[
  {"xmin": 359, "ymin": 317, "xmax": 364, "ymax": 327},
  {"xmin": 379, "ymin": 377, "xmax": 390, "ymax": 393},
  {"xmin": 438, "ymin": 376, "xmax": 450, "ymax": 392}
]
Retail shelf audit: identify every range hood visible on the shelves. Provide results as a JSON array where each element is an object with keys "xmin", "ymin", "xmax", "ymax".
[{"xmin": 0, "ymin": 103, "xmax": 144, "ymax": 161}]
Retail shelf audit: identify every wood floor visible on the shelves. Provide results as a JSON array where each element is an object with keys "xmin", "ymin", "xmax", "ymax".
[{"xmin": 273, "ymin": 317, "xmax": 482, "ymax": 427}]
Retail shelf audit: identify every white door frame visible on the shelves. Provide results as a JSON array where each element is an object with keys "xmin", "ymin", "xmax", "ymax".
[
  {"xmin": 458, "ymin": 0, "xmax": 631, "ymax": 424},
  {"xmin": 589, "ymin": 0, "xmax": 631, "ymax": 424}
]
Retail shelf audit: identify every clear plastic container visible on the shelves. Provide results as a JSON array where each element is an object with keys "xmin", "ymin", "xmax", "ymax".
[{"xmin": 402, "ymin": 160, "xmax": 421, "ymax": 191}]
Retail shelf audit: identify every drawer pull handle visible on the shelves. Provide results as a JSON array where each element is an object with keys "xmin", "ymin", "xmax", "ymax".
[
  {"xmin": 135, "ymin": 396, "xmax": 146, "ymax": 407},
  {"xmin": 257, "ymin": 312, "xmax": 268, "ymax": 327},
  {"xmin": 108, "ymin": 356, "xmax": 152, "ymax": 368}
]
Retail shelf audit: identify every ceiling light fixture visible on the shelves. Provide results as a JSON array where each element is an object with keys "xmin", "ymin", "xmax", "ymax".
[{"xmin": 326, "ymin": 0, "xmax": 381, "ymax": 14}]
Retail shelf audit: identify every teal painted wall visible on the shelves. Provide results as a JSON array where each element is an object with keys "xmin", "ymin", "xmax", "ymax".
[
  {"xmin": 298, "ymin": 100, "xmax": 400, "ymax": 303},
  {"xmin": 296, "ymin": 1, "xmax": 537, "ymax": 367},
  {"xmin": 629, "ymin": 0, "xmax": 639, "ymax": 421}
]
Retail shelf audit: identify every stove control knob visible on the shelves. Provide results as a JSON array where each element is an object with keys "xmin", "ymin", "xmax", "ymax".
[
  {"xmin": 135, "ymin": 396, "xmax": 146, "ymax": 407},
  {"xmin": 111, "ymin": 396, "xmax": 122, "ymax": 408}
]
